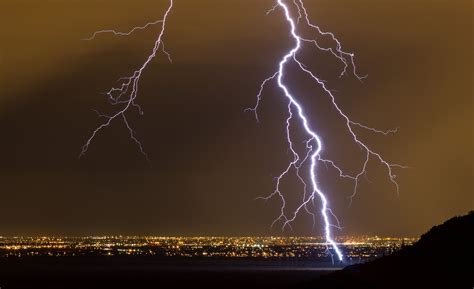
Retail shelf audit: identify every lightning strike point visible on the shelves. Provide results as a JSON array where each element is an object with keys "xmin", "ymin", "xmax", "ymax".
[{"xmin": 249, "ymin": 0, "xmax": 404, "ymax": 262}]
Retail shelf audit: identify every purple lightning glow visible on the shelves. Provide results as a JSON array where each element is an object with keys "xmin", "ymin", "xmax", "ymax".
[
  {"xmin": 249, "ymin": 0, "xmax": 405, "ymax": 261},
  {"xmin": 80, "ymin": 0, "xmax": 404, "ymax": 262},
  {"xmin": 79, "ymin": 0, "xmax": 174, "ymax": 160}
]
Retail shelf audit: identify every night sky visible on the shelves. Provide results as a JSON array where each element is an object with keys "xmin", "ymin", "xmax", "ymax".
[{"xmin": 1, "ymin": 0, "xmax": 472, "ymax": 237}]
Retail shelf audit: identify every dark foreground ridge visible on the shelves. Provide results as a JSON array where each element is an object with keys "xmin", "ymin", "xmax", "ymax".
[
  {"xmin": 305, "ymin": 211, "xmax": 474, "ymax": 289},
  {"xmin": 0, "ymin": 257, "xmax": 333, "ymax": 289}
]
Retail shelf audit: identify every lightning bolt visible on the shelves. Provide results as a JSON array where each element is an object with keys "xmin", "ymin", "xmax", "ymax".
[
  {"xmin": 79, "ymin": 0, "xmax": 174, "ymax": 160},
  {"xmin": 79, "ymin": 0, "xmax": 405, "ymax": 262},
  {"xmin": 249, "ymin": 0, "xmax": 405, "ymax": 261}
]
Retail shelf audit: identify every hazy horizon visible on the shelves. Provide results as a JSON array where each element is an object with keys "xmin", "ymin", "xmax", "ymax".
[{"xmin": 0, "ymin": 234, "xmax": 421, "ymax": 239}]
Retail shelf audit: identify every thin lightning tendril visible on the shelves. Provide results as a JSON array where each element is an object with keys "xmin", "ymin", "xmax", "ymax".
[
  {"xmin": 79, "ymin": 0, "xmax": 405, "ymax": 263},
  {"xmin": 249, "ymin": 0, "xmax": 405, "ymax": 261},
  {"xmin": 79, "ymin": 0, "xmax": 174, "ymax": 160},
  {"xmin": 82, "ymin": 19, "xmax": 164, "ymax": 41}
]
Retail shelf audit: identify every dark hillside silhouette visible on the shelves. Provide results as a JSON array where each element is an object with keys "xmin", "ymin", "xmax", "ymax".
[{"xmin": 306, "ymin": 211, "xmax": 474, "ymax": 289}]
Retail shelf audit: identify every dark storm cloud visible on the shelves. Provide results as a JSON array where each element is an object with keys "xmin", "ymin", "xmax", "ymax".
[{"xmin": 0, "ymin": 0, "xmax": 472, "ymax": 236}]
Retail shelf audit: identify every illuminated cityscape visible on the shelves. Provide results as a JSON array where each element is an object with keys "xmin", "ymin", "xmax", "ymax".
[{"xmin": 0, "ymin": 236, "xmax": 416, "ymax": 262}]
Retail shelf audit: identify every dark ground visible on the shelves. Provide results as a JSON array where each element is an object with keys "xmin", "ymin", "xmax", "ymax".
[
  {"xmin": 0, "ymin": 257, "xmax": 338, "ymax": 289},
  {"xmin": 305, "ymin": 211, "xmax": 474, "ymax": 289}
]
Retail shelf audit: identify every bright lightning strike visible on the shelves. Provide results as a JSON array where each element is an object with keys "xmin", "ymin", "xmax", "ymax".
[
  {"xmin": 79, "ymin": 0, "xmax": 174, "ymax": 160},
  {"xmin": 80, "ymin": 0, "xmax": 404, "ymax": 263},
  {"xmin": 249, "ymin": 0, "xmax": 405, "ymax": 261}
]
